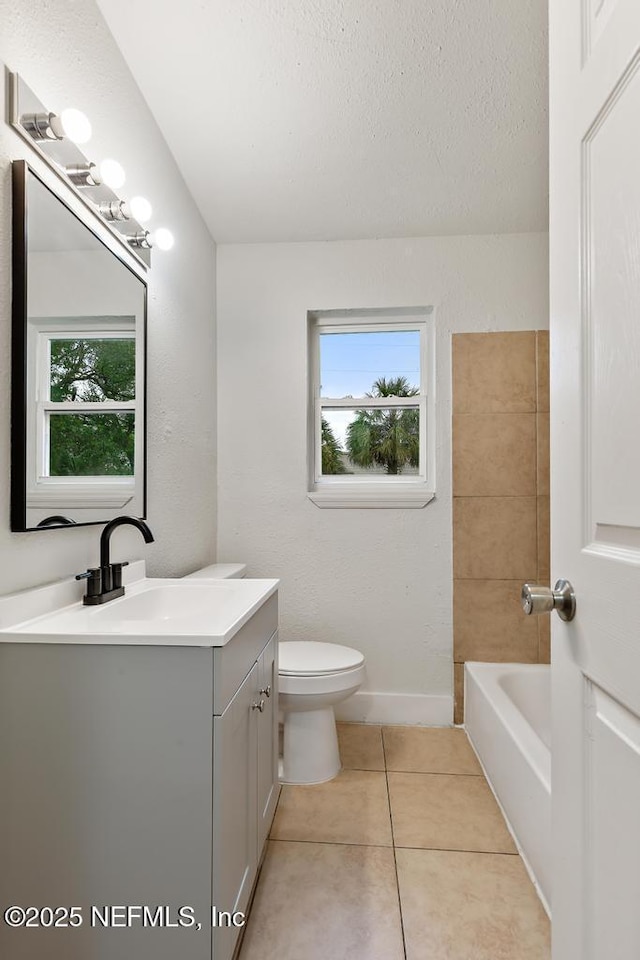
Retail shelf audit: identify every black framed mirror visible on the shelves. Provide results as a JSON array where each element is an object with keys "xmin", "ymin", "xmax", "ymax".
[{"xmin": 11, "ymin": 160, "xmax": 147, "ymax": 531}]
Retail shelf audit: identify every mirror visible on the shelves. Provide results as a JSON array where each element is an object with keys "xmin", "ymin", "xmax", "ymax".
[{"xmin": 11, "ymin": 160, "xmax": 147, "ymax": 531}]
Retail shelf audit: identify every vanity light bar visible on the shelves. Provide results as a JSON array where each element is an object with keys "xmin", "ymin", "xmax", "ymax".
[
  {"xmin": 9, "ymin": 73, "xmax": 149, "ymax": 269},
  {"xmin": 9, "ymin": 73, "xmax": 177, "ymax": 267}
]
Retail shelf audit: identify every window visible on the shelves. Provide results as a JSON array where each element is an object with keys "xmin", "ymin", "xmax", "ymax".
[
  {"xmin": 308, "ymin": 308, "xmax": 435, "ymax": 508},
  {"xmin": 26, "ymin": 316, "xmax": 144, "ymax": 511}
]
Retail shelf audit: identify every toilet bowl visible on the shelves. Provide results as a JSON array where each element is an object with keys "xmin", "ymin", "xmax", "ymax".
[
  {"xmin": 279, "ymin": 641, "xmax": 365, "ymax": 785},
  {"xmin": 183, "ymin": 565, "xmax": 365, "ymax": 785}
]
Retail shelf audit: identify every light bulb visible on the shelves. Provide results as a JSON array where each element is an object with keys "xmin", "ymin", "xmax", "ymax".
[
  {"xmin": 99, "ymin": 158, "xmax": 126, "ymax": 190},
  {"xmin": 48, "ymin": 108, "xmax": 92, "ymax": 144},
  {"xmin": 151, "ymin": 228, "xmax": 175, "ymax": 251},
  {"xmin": 129, "ymin": 196, "xmax": 152, "ymax": 223},
  {"xmin": 59, "ymin": 108, "xmax": 92, "ymax": 144}
]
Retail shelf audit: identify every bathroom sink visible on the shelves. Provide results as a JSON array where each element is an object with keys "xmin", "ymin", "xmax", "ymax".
[
  {"xmin": 0, "ymin": 577, "xmax": 278, "ymax": 646},
  {"xmin": 93, "ymin": 584, "xmax": 235, "ymax": 622}
]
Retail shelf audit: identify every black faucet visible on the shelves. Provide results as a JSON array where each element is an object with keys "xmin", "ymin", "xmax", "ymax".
[{"xmin": 76, "ymin": 516, "xmax": 154, "ymax": 605}]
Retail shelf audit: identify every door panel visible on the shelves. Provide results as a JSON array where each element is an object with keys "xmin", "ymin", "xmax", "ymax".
[
  {"xmin": 551, "ymin": 0, "xmax": 640, "ymax": 956},
  {"xmin": 584, "ymin": 0, "xmax": 620, "ymax": 56},
  {"xmin": 585, "ymin": 58, "xmax": 640, "ymax": 541},
  {"xmin": 585, "ymin": 683, "xmax": 640, "ymax": 956}
]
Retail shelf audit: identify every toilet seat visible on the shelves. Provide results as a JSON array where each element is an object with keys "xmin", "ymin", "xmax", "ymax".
[
  {"xmin": 279, "ymin": 641, "xmax": 364, "ymax": 677},
  {"xmin": 279, "ymin": 663, "xmax": 365, "ymax": 698}
]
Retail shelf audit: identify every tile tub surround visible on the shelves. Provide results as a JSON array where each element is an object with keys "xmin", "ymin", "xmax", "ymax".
[
  {"xmin": 238, "ymin": 724, "xmax": 550, "ymax": 960},
  {"xmin": 452, "ymin": 331, "xmax": 551, "ymax": 722}
]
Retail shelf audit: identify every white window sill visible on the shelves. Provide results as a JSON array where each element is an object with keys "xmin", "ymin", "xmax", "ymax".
[
  {"xmin": 307, "ymin": 488, "xmax": 435, "ymax": 509},
  {"xmin": 27, "ymin": 485, "xmax": 135, "ymax": 509}
]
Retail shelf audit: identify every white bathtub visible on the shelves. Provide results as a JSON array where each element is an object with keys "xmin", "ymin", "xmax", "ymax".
[{"xmin": 464, "ymin": 662, "xmax": 551, "ymax": 915}]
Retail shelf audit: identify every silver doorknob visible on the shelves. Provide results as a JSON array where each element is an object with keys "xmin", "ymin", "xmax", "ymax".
[
  {"xmin": 521, "ymin": 580, "xmax": 576, "ymax": 622},
  {"xmin": 251, "ymin": 699, "xmax": 266, "ymax": 712},
  {"xmin": 259, "ymin": 685, "xmax": 272, "ymax": 698}
]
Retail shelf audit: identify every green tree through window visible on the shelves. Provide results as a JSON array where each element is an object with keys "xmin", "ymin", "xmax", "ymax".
[
  {"xmin": 321, "ymin": 376, "xmax": 420, "ymax": 476},
  {"xmin": 48, "ymin": 338, "xmax": 136, "ymax": 477},
  {"xmin": 321, "ymin": 417, "xmax": 348, "ymax": 474},
  {"xmin": 346, "ymin": 376, "xmax": 419, "ymax": 476},
  {"xmin": 50, "ymin": 339, "xmax": 135, "ymax": 402}
]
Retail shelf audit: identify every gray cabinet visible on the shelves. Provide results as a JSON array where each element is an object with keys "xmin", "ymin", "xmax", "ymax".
[
  {"xmin": 0, "ymin": 593, "xmax": 279, "ymax": 960},
  {"xmin": 256, "ymin": 635, "xmax": 279, "ymax": 851},
  {"xmin": 212, "ymin": 630, "xmax": 279, "ymax": 960}
]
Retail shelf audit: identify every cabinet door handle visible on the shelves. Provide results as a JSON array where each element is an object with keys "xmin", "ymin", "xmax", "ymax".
[
  {"xmin": 259, "ymin": 685, "xmax": 272, "ymax": 698},
  {"xmin": 252, "ymin": 699, "xmax": 266, "ymax": 712}
]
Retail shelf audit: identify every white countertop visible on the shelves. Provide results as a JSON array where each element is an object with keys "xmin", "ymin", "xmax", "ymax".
[{"xmin": 0, "ymin": 567, "xmax": 278, "ymax": 647}]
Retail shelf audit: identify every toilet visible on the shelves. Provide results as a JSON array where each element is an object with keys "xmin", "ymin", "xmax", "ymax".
[
  {"xmin": 278, "ymin": 641, "xmax": 365, "ymax": 784},
  {"xmin": 184, "ymin": 564, "xmax": 366, "ymax": 785}
]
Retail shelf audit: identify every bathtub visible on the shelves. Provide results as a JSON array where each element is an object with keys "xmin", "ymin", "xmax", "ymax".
[{"xmin": 464, "ymin": 662, "xmax": 551, "ymax": 916}]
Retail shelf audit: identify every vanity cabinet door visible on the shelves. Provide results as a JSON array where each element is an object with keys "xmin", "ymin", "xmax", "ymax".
[
  {"xmin": 256, "ymin": 631, "xmax": 279, "ymax": 855},
  {"xmin": 212, "ymin": 663, "xmax": 258, "ymax": 960}
]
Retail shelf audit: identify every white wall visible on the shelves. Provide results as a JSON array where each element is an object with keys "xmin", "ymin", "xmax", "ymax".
[
  {"xmin": 217, "ymin": 235, "xmax": 548, "ymax": 722},
  {"xmin": 0, "ymin": 0, "xmax": 217, "ymax": 591}
]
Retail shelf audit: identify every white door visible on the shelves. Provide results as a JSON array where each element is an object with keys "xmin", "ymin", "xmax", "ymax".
[{"xmin": 550, "ymin": 1, "xmax": 640, "ymax": 958}]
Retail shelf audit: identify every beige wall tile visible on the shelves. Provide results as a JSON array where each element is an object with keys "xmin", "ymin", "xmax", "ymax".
[
  {"xmin": 388, "ymin": 772, "xmax": 516, "ymax": 853},
  {"xmin": 454, "ymin": 579, "xmax": 539, "ymax": 663},
  {"xmin": 536, "ymin": 412, "xmax": 550, "ymax": 496},
  {"xmin": 452, "ymin": 331, "xmax": 537, "ymax": 414},
  {"xmin": 537, "ymin": 496, "xmax": 550, "ymax": 581},
  {"xmin": 453, "ymin": 414, "xmax": 536, "ymax": 497},
  {"xmin": 270, "ymin": 770, "xmax": 392, "ymax": 846},
  {"xmin": 396, "ymin": 848, "xmax": 550, "ymax": 960},
  {"xmin": 454, "ymin": 663, "xmax": 464, "ymax": 724},
  {"xmin": 239, "ymin": 841, "xmax": 405, "ymax": 960},
  {"xmin": 453, "ymin": 497, "xmax": 537, "ymax": 580},
  {"xmin": 536, "ymin": 330, "xmax": 550, "ymax": 413},
  {"xmin": 337, "ymin": 723, "xmax": 385, "ymax": 771},
  {"xmin": 383, "ymin": 726, "xmax": 482, "ymax": 775},
  {"xmin": 538, "ymin": 617, "xmax": 551, "ymax": 664}
]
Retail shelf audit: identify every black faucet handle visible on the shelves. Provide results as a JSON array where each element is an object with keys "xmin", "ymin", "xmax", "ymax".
[
  {"xmin": 75, "ymin": 568, "xmax": 102, "ymax": 598},
  {"xmin": 111, "ymin": 561, "xmax": 130, "ymax": 590}
]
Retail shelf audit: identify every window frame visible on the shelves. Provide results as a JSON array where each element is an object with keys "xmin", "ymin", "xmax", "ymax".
[
  {"xmin": 307, "ymin": 309, "xmax": 435, "ymax": 509},
  {"xmin": 26, "ymin": 315, "xmax": 143, "ymax": 509}
]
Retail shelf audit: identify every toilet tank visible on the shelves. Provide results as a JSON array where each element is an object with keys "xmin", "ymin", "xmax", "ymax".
[{"xmin": 184, "ymin": 563, "xmax": 247, "ymax": 579}]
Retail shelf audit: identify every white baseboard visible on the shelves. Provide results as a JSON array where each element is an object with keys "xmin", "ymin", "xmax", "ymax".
[{"xmin": 334, "ymin": 691, "xmax": 453, "ymax": 726}]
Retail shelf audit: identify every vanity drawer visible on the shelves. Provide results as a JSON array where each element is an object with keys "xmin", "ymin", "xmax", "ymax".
[{"xmin": 212, "ymin": 593, "xmax": 278, "ymax": 714}]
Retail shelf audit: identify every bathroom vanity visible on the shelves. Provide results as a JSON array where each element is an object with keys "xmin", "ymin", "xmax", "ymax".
[{"xmin": 0, "ymin": 570, "xmax": 279, "ymax": 960}]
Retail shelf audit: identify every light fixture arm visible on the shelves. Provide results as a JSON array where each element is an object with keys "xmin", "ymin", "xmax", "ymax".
[
  {"xmin": 20, "ymin": 111, "xmax": 62, "ymax": 141},
  {"xmin": 98, "ymin": 199, "xmax": 130, "ymax": 222},
  {"xmin": 66, "ymin": 162, "xmax": 101, "ymax": 186},
  {"xmin": 126, "ymin": 230, "xmax": 152, "ymax": 249}
]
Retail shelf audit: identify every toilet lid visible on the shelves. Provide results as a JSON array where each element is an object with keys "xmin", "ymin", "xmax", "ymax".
[{"xmin": 279, "ymin": 641, "xmax": 364, "ymax": 676}]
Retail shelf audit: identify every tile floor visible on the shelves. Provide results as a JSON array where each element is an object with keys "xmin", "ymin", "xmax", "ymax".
[{"xmin": 238, "ymin": 724, "xmax": 550, "ymax": 960}]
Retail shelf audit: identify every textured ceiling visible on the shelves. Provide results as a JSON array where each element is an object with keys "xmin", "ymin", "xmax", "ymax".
[{"xmin": 97, "ymin": 0, "xmax": 548, "ymax": 243}]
